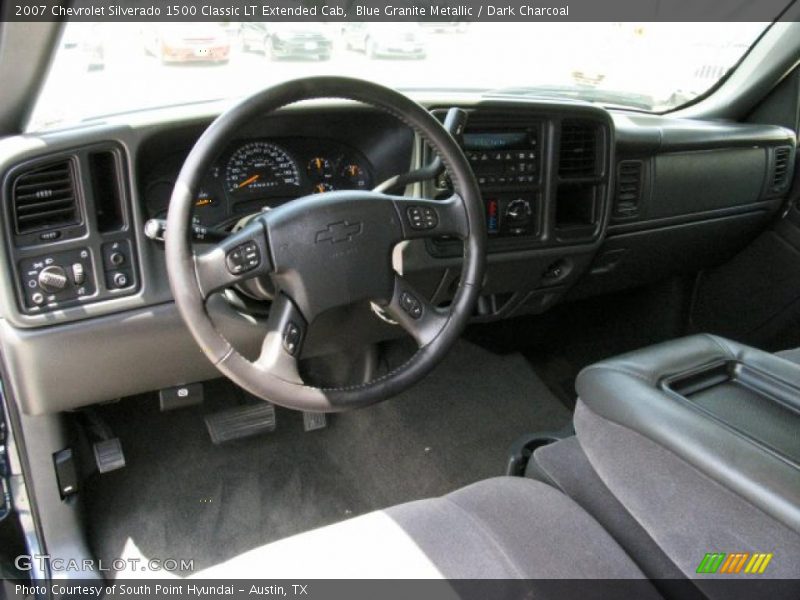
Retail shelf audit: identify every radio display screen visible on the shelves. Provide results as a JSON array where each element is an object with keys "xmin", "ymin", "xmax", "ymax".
[{"xmin": 463, "ymin": 131, "xmax": 531, "ymax": 151}]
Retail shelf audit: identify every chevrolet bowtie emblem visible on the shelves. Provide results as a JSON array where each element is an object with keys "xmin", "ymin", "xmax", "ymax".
[{"xmin": 314, "ymin": 221, "xmax": 363, "ymax": 244}]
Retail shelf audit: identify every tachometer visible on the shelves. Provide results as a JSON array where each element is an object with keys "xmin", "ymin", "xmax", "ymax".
[{"xmin": 225, "ymin": 142, "xmax": 300, "ymax": 197}]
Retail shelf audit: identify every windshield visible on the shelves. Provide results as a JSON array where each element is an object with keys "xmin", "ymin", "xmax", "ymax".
[{"xmin": 29, "ymin": 21, "xmax": 769, "ymax": 131}]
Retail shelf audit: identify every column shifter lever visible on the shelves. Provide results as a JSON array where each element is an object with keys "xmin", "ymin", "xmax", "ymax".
[
  {"xmin": 144, "ymin": 218, "xmax": 228, "ymax": 244},
  {"xmin": 372, "ymin": 107, "xmax": 469, "ymax": 193}
]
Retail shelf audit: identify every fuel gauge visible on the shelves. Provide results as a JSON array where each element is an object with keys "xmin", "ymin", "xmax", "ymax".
[
  {"xmin": 307, "ymin": 157, "xmax": 333, "ymax": 181},
  {"xmin": 313, "ymin": 182, "xmax": 334, "ymax": 194}
]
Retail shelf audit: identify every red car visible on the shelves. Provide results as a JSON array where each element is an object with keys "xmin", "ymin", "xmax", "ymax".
[{"xmin": 143, "ymin": 23, "xmax": 230, "ymax": 64}]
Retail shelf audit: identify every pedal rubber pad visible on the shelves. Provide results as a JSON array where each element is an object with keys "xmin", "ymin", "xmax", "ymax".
[
  {"xmin": 94, "ymin": 438, "xmax": 126, "ymax": 473},
  {"xmin": 303, "ymin": 411, "xmax": 327, "ymax": 432},
  {"xmin": 205, "ymin": 403, "xmax": 276, "ymax": 444}
]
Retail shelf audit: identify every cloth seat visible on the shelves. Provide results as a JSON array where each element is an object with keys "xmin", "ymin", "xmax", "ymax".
[{"xmin": 191, "ymin": 477, "xmax": 657, "ymax": 583}]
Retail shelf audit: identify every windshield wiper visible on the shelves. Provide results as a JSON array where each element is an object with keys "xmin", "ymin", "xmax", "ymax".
[{"xmin": 488, "ymin": 85, "xmax": 655, "ymax": 112}]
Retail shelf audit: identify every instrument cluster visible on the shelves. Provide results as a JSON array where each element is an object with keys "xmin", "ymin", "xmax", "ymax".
[{"xmin": 144, "ymin": 137, "xmax": 374, "ymax": 228}]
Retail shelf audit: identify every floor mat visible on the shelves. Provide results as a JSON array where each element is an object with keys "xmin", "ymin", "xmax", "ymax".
[{"xmin": 84, "ymin": 340, "xmax": 571, "ymax": 573}]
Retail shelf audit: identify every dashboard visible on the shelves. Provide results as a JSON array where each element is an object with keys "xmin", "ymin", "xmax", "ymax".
[
  {"xmin": 143, "ymin": 137, "xmax": 375, "ymax": 228},
  {"xmin": 0, "ymin": 96, "xmax": 795, "ymax": 416}
]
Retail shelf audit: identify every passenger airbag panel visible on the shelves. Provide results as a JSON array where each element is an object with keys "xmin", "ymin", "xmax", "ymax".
[{"xmin": 651, "ymin": 148, "xmax": 766, "ymax": 218}]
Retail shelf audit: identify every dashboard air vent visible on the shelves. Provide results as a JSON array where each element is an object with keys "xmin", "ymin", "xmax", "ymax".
[
  {"xmin": 771, "ymin": 146, "xmax": 791, "ymax": 193},
  {"xmin": 614, "ymin": 160, "xmax": 643, "ymax": 218},
  {"xmin": 12, "ymin": 161, "xmax": 80, "ymax": 234},
  {"xmin": 559, "ymin": 121, "xmax": 598, "ymax": 178}
]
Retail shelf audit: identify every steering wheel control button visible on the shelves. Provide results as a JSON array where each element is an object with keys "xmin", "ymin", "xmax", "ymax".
[
  {"xmin": 407, "ymin": 206, "xmax": 438, "ymax": 231},
  {"xmin": 400, "ymin": 292, "xmax": 423, "ymax": 319},
  {"xmin": 226, "ymin": 241, "xmax": 261, "ymax": 275},
  {"xmin": 283, "ymin": 321, "xmax": 303, "ymax": 355}
]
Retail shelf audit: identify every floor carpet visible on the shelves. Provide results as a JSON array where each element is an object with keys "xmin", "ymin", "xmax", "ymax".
[{"xmin": 84, "ymin": 340, "xmax": 571, "ymax": 573}]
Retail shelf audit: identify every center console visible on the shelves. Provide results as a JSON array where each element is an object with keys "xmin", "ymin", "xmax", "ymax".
[
  {"xmin": 575, "ymin": 334, "xmax": 800, "ymax": 535},
  {"xmin": 462, "ymin": 126, "xmax": 542, "ymax": 238},
  {"xmin": 429, "ymin": 106, "xmax": 611, "ymax": 252},
  {"xmin": 415, "ymin": 104, "xmax": 613, "ymax": 320}
]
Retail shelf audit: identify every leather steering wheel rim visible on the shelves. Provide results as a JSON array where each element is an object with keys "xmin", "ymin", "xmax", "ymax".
[{"xmin": 166, "ymin": 77, "xmax": 486, "ymax": 412}]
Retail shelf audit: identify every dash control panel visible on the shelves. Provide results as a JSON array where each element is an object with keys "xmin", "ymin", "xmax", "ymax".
[
  {"xmin": 18, "ymin": 240, "xmax": 139, "ymax": 313},
  {"xmin": 101, "ymin": 240, "xmax": 136, "ymax": 291},
  {"xmin": 20, "ymin": 248, "xmax": 96, "ymax": 311}
]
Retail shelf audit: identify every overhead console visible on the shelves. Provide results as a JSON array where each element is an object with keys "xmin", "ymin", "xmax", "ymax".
[{"xmin": 2, "ymin": 144, "xmax": 139, "ymax": 315}]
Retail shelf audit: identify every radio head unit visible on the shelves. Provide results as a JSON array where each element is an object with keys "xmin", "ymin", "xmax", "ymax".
[
  {"xmin": 463, "ymin": 127, "xmax": 540, "ymax": 191},
  {"xmin": 461, "ymin": 126, "xmax": 542, "ymax": 238}
]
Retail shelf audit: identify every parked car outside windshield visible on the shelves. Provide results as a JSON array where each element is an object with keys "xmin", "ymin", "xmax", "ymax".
[{"xmin": 29, "ymin": 22, "xmax": 767, "ymax": 131}]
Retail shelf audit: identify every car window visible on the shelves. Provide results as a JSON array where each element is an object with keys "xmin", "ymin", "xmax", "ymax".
[{"xmin": 28, "ymin": 21, "xmax": 769, "ymax": 131}]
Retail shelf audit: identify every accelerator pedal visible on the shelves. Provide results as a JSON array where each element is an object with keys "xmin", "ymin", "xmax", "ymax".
[{"xmin": 205, "ymin": 403, "xmax": 276, "ymax": 444}]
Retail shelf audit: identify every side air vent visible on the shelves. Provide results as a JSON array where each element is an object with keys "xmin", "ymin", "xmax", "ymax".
[
  {"xmin": 559, "ymin": 121, "xmax": 599, "ymax": 178},
  {"xmin": 771, "ymin": 146, "xmax": 791, "ymax": 193},
  {"xmin": 12, "ymin": 160, "xmax": 80, "ymax": 235},
  {"xmin": 614, "ymin": 160, "xmax": 643, "ymax": 218}
]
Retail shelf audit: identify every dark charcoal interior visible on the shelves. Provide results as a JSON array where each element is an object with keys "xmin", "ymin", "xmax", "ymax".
[{"xmin": 0, "ymin": 22, "xmax": 799, "ymax": 587}]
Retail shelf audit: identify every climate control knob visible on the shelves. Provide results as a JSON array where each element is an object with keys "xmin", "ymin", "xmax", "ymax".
[
  {"xmin": 37, "ymin": 265, "xmax": 68, "ymax": 293},
  {"xmin": 505, "ymin": 198, "xmax": 532, "ymax": 223}
]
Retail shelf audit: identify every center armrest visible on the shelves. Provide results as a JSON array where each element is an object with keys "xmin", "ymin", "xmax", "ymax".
[{"xmin": 575, "ymin": 334, "xmax": 800, "ymax": 533}]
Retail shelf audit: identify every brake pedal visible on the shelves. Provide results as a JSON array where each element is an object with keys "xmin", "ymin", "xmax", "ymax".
[
  {"xmin": 205, "ymin": 403, "xmax": 276, "ymax": 444},
  {"xmin": 303, "ymin": 411, "xmax": 327, "ymax": 432},
  {"xmin": 93, "ymin": 438, "xmax": 126, "ymax": 473}
]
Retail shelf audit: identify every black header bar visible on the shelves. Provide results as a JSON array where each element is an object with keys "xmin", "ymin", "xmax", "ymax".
[{"xmin": 3, "ymin": 0, "xmax": 800, "ymax": 22}]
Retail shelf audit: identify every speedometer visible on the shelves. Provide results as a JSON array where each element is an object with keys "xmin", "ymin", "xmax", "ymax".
[{"xmin": 224, "ymin": 142, "xmax": 300, "ymax": 197}]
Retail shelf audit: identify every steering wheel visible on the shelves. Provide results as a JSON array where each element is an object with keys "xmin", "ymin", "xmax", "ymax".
[{"xmin": 166, "ymin": 77, "xmax": 486, "ymax": 412}]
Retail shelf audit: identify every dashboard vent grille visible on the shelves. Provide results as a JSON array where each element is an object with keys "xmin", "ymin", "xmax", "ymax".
[
  {"xmin": 559, "ymin": 121, "xmax": 598, "ymax": 178},
  {"xmin": 614, "ymin": 160, "xmax": 643, "ymax": 218},
  {"xmin": 771, "ymin": 146, "xmax": 791, "ymax": 193},
  {"xmin": 12, "ymin": 161, "xmax": 80, "ymax": 234}
]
